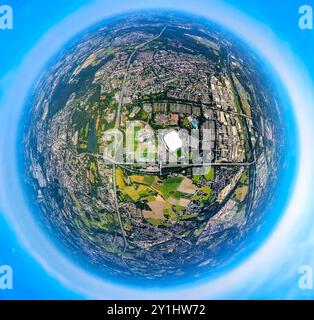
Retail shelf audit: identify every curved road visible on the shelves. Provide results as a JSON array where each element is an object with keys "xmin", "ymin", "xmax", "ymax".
[{"xmin": 112, "ymin": 25, "xmax": 167, "ymax": 252}]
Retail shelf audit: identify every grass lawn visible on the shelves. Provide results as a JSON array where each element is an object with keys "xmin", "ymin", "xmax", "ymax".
[
  {"xmin": 154, "ymin": 176, "xmax": 184, "ymax": 199},
  {"xmin": 204, "ymin": 167, "xmax": 215, "ymax": 181},
  {"xmin": 123, "ymin": 186, "xmax": 140, "ymax": 202},
  {"xmin": 235, "ymin": 186, "xmax": 248, "ymax": 202}
]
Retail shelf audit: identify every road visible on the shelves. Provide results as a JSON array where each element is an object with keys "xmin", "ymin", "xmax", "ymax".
[
  {"xmin": 115, "ymin": 25, "xmax": 167, "ymax": 129},
  {"xmin": 112, "ymin": 25, "xmax": 167, "ymax": 252},
  {"xmin": 226, "ymin": 53, "xmax": 257, "ymax": 217}
]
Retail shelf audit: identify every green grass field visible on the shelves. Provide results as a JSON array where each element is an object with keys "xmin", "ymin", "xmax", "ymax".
[{"xmin": 154, "ymin": 176, "xmax": 184, "ymax": 199}]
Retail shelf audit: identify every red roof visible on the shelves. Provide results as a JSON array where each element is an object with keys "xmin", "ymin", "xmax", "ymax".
[{"xmin": 170, "ymin": 114, "xmax": 179, "ymax": 121}]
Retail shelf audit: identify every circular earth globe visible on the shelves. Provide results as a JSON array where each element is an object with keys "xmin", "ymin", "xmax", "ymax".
[{"xmin": 22, "ymin": 10, "xmax": 283, "ymax": 285}]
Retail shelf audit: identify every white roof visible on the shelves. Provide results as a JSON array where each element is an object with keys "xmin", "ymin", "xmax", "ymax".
[{"xmin": 163, "ymin": 131, "xmax": 182, "ymax": 152}]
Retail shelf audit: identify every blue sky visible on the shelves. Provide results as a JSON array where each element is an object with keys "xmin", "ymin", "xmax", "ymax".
[{"xmin": 0, "ymin": 0, "xmax": 313, "ymax": 299}]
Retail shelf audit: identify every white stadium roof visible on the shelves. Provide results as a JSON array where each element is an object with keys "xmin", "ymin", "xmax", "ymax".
[{"xmin": 163, "ymin": 131, "xmax": 182, "ymax": 152}]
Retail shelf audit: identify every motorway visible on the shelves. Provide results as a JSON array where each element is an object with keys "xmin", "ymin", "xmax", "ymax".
[{"xmin": 112, "ymin": 25, "xmax": 167, "ymax": 252}]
